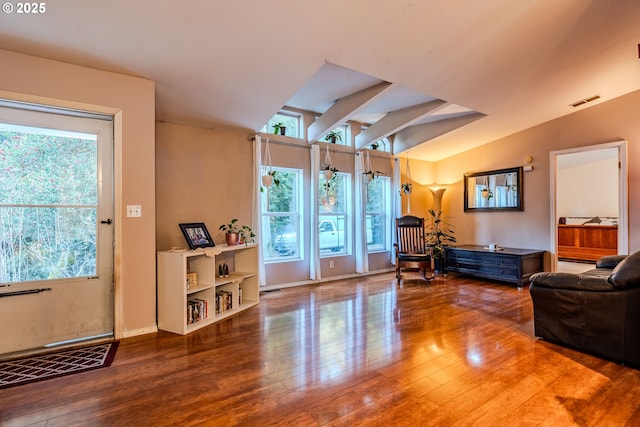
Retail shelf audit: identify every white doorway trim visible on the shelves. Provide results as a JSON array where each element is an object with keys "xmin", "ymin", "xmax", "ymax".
[{"xmin": 550, "ymin": 140, "xmax": 628, "ymax": 272}]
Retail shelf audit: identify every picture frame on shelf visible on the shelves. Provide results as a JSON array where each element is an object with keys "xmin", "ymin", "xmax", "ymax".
[{"xmin": 179, "ymin": 222, "xmax": 215, "ymax": 250}]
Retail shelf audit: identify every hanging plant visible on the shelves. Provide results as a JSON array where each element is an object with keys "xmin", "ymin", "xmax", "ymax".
[
  {"xmin": 321, "ymin": 145, "xmax": 338, "ymax": 186},
  {"xmin": 260, "ymin": 138, "xmax": 280, "ymax": 193},
  {"xmin": 481, "ymin": 176, "xmax": 493, "ymax": 200},
  {"xmin": 401, "ymin": 182, "xmax": 413, "ymax": 195},
  {"xmin": 362, "ymin": 151, "xmax": 384, "ymax": 183},
  {"xmin": 261, "ymin": 170, "xmax": 280, "ymax": 191},
  {"xmin": 401, "ymin": 155, "xmax": 413, "ymax": 213}
]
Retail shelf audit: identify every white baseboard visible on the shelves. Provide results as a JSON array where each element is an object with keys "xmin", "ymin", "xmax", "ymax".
[
  {"xmin": 120, "ymin": 326, "xmax": 158, "ymax": 339},
  {"xmin": 261, "ymin": 268, "xmax": 395, "ymax": 292}
]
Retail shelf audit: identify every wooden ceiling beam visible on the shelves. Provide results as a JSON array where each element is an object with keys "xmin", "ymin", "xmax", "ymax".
[
  {"xmin": 393, "ymin": 112, "xmax": 486, "ymax": 154},
  {"xmin": 354, "ymin": 100, "xmax": 448, "ymax": 150},
  {"xmin": 307, "ymin": 82, "xmax": 392, "ymax": 143}
]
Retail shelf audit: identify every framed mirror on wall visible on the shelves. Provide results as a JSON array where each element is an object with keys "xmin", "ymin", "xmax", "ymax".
[{"xmin": 464, "ymin": 166, "xmax": 523, "ymax": 212}]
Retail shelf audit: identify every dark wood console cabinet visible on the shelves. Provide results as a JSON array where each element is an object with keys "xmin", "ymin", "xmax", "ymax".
[{"xmin": 445, "ymin": 245, "xmax": 545, "ymax": 288}]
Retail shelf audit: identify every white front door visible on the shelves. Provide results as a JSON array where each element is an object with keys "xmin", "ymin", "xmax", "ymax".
[{"xmin": 0, "ymin": 105, "xmax": 114, "ymax": 354}]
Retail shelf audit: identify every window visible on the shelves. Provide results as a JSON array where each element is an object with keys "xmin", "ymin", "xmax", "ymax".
[
  {"xmin": 324, "ymin": 124, "xmax": 350, "ymax": 146},
  {"xmin": 263, "ymin": 111, "xmax": 301, "ymax": 138},
  {"xmin": 261, "ymin": 167, "xmax": 303, "ymax": 262},
  {"xmin": 318, "ymin": 172, "xmax": 351, "ymax": 256},
  {"xmin": 369, "ymin": 138, "xmax": 390, "ymax": 152},
  {"xmin": 366, "ymin": 176, "xmax": 391, "ymax": 252}
]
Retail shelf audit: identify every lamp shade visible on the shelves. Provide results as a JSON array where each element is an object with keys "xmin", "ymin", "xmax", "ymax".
[{"xmin": 429, "ymin": 187, "xmax": 447, "ymax": 212}]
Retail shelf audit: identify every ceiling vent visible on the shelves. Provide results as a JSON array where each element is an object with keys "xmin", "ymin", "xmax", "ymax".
[{"xmin": 570, "ymin": 95, "xmax": 601, "ymax": 108}]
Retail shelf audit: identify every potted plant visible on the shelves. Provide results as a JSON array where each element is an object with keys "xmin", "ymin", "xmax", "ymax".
[
  {"xmin": 481, "ymin": 187, "xmax": 493, "ymax": 200},
  {"xmin": 363, "ymin": 169, "xmax": 384, "ymax": 183},
  {"xmin": 362, "ymin": 151, "xmax": 383, "ymax": 183},
  {"xmin": 272, "ymin": 122, "xmax": 286, "ymax": 136},
  {"xmin": 219, "ymin": 219, "xmax": 255, "ymax": 246},
  {"xmin": 425, "ymin": 208, "xmax": 456, "ymax": 272},
  {"xmin": 400, "ymin": 182, "xmax": 412, "ymax": 195},
  {"xmin": 322, "ymin": 164, "xmax": 338, "ymax": 182},
  {"xmin": 370, "ymin": 141, "xmax": 379, "ymax": 150},
  {"xmin": 321, "ymin": 144, "xmax": 338, "ymax": 182},
  {"xmin": 324, "ymin": 130, "xmax": 342, "ymax": 144},
  {"xmin": 261, "ymin": 169, "xmax": 280, "ymax": 192}
]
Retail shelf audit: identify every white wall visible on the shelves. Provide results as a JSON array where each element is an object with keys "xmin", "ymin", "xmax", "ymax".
[{"xmin": 557, "ymin": 156, "xmax": 618, "ymax": 218}]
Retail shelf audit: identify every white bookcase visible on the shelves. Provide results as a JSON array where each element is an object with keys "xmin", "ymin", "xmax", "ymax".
[{"xmin": 157, "ymin": 243, "xmax": 259, "ymax": 335}]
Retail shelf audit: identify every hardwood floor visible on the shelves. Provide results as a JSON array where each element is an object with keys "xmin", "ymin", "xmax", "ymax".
[{"xmin": 2, "ymin": 272, "xmax": 640, "ymax": 426}]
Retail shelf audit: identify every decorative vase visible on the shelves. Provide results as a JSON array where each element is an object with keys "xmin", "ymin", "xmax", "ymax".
[
  {"xmin": 225, "ymin": 232, "xmax": 240, "ymax": 246},
  {"xmin": 279, "ymin": 126, "xmax": 286, "ymax": 136}
]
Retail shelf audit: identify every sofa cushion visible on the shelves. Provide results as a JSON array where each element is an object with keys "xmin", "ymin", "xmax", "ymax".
[
  {"xmin": 530, "ymin": 272, "xmax": 614, "ymax": 291},
  {"xmin": 609, "ymin": 251, "xmax": 640, "ymax": 290},
  {"xmin": 596, "ymin": 254, "xmax": 627, "ymax": 270}
]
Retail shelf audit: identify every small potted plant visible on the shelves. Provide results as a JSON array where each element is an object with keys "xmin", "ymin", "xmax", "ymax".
[
  {"xmin": 322, "ymin": 164, "xmax": 338, "ymax": 182},
  {"xmin": 324, "ymin": 130, "xmax": 342, "ymax": 144},
  {"xmin": 481, "ymin": 187, "xmax": 493, "ymax": 199},
  {"xmin": 219, "ymin": 219, "xmax": 255, "ymax": 246},
  {"xmin": 362, "ymin": 151, "xmax": 383, "ymax": 183},
  {"xmin": 363, "ymin": 169, "xmax": 384, "ymax": 183},
  {"xmin": 370, "ymin": 141, "xmax": 379, "ymax": 150},
  {"xmin": 272, "ymin": 122, "xmax": 286, "ymax": 136},
  {"xmin": 261, "ymin": 169, "xmax": 280, "ymax": 192},
  {"xmin": 400, "ymin": 182, "xmax": 412, "ymax": 195}
]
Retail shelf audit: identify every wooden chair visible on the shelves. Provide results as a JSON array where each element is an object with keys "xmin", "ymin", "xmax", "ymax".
[{"xmin": 394, "ymin": 215, "xmax": 434, "ymax": 281}]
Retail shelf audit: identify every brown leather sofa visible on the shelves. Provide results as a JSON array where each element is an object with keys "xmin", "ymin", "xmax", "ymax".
[{"xmin": 529, "ymin": 251, "xmax": 640, "ymax": 367}]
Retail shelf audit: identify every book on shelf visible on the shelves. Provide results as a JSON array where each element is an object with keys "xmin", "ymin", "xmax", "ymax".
[
  {"xmin": 215, "ymin": 290, "xmax": 233, "ymax": 314},
  {"xmin": 186, "ymin": 272, "xmax": 197, "ymax": 289},
  {"xmin": 187, "ymin": 298, "xmax": 208, "ymax": 324}
]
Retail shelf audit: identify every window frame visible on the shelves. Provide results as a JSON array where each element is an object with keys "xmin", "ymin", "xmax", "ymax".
[
  {"xmin": 366, "ymin": 175, "xmax": 391, "ymax": 253},
  {"xmin": 261, "ymin": 166, "xmax": 304, "ymax": 263},
  {"xmin": 318, "ymin": 171, "xmax": 352, "ymax": 257}
]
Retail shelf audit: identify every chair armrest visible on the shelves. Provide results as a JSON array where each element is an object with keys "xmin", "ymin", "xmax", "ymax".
[
  {"xmin": 530, "ymin": 272, "xmax": 614, "ymax": 291},
  {"xmin": 596, "ymin": 255, "xmax": 627, "ymax": 269}
]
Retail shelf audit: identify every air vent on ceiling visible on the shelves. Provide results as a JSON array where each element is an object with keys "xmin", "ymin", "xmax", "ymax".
[{"xmin": 570, "ymin": 95, "xmax": 601, "ymax": 108}]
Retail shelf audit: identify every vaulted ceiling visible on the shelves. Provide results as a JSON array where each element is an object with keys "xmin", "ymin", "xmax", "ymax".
[{"xmin": 1, "ymin": 1, "xmax": 639, "ymax": 161}]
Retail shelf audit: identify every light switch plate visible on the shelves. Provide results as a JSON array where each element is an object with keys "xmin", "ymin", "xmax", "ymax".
[{"xmin": 127, "ymin": 205, "xmax": 142, "ymax": 217}]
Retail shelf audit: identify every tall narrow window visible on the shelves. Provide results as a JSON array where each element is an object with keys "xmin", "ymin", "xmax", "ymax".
[
  {"xmin": 261, "ymin": 167, "xmax": 303, "ymax": 262},
  {"xmin": 366, "ymin": 176, "xmax": 391, "ymax": 252},
  {"xmin": 318, "ymin": 172, "xmax": 351, "ymax": 256}
]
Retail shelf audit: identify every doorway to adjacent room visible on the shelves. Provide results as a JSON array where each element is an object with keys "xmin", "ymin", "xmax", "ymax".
[{"xmin": 550, "ymin": 141, "xmax": 628, "ymax": 273}]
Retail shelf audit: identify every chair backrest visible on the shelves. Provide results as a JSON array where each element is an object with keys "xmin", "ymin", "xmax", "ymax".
[{"xmin": 396, "ymin": 215, "xmax": 426, "ymax": 254}]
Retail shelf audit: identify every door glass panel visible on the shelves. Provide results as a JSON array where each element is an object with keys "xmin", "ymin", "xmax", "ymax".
[{"xmin": 0, "ymin": 124, "xmax": 98, "ymax": 283}]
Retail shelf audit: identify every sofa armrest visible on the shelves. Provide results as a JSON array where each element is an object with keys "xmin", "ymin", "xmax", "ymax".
[
  {"xmin": 596, "ymin": 255, "xmax": 627, "ymax": 269},
  {"xmin": 530, "ymin": 272, "xmax": 614, "ymax": 291}
]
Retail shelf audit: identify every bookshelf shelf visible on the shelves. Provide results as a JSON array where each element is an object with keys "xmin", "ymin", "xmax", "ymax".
[{"xmin": 157, "ymin": 243, "xmax": 259, "ymax": 335}]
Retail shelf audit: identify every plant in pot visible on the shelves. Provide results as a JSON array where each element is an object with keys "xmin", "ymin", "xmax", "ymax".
[
  {"xmin": 363, "ymin": 169, "xmax": 384, "ymax": 183},
  {"xmin": 272, "ymin": 122, "xmax": 286, "ymax": 136},
  {"xmin": 425, "ymin": 208, "xmax": 456, "ymax": 273},
  {"xmin": 261, "ymin": 169, "xmax": 280, "ymax": 192},
  {"xmin": 400, "ymin": 182, "xmax": 412, "ymax": 195},
  {"xmin": 321, "ymin": 164, "xmax": 338, "ymax": 187},
  {"xmin": 324, "ymin": 130, "xmax": 343, "ymax": 144},
  {"xmin": 362, "ymin": 151, "xmax": 383, "ymax": 183},
  {"xmin": 219, "ymin": 219, "xmax": 255, "ymax": 246}
]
